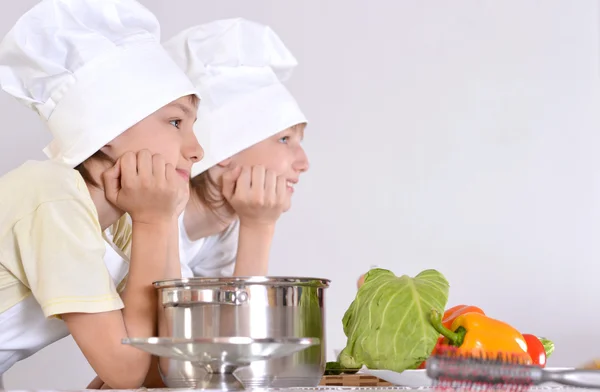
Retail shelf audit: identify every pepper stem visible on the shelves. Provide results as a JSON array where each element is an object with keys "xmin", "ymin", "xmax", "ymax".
[{"xmin": 429, "ymin": 309, "xmax": 463, "ymax": 346}]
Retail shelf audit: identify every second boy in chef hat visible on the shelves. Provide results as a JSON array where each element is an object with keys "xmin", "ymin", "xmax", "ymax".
[{"xmin": 165, "ymin": 18, "xmax": 310, "ymax": 279}]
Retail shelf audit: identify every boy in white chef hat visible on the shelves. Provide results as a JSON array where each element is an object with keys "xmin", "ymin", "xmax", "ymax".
[
  {"xmin": 93, "ymin": 18, "xmax": 310, "ymax": 389},
  {"xmin": 102, "ymin": 18, "xmax": 308, "ymax": 287},
  {"xmin": 165, "ymin": 18, "xmax": 310, "ymax": 279},
  {"xmin": 0, "ymin": 0, "xmax": 203, "ymax": 388}
]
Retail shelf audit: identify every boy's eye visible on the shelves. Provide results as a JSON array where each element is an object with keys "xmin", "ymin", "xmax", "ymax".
[
  {"xmin": 170, "ymin": 119, "xmax": 181, "ymax": 129},
  {"xmin": 278, "ymin": 136, "xmax": 290, "ymax": 143}
]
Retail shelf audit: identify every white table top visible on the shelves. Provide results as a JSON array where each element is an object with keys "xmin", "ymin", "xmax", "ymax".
[{"xmin": 1, "ymin": 388, "xmax": 595, "ymax": 391}]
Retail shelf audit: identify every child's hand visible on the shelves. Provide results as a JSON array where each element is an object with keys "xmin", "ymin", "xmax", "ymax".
[
  {"xmin": 174, "ymin": 180, "xmax": 190, "ymax": 218},
  {"xmin": 221, "ymin": 164, "xmax": 287, "ymax": 228},
  {"xmin": 103, "ymin": 150, "xmax": 188, "ymax": 225}
]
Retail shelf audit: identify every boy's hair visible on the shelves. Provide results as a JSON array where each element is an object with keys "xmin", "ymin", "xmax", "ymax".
[
  {"xmin": 185, "ymin": 94, "xmax": 200, "ymax": 110},
  {"xmin": 190, "ymin": 171, "xmax": 227, "ymax": 216},
  {"xmin": 75, "ymin": 150, "xmax": 114, "ymax": 188}
]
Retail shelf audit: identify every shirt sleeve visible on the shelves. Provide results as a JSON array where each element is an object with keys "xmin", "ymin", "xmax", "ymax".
[
  {"xmin": 13, "ymin": 198, "xmax": 124, "ymax": 318},
  {"xmin": 105, "ymin": 214, "xmax": 133, "ymax": 293},
  {"xmin": 109, "ymin": 213, "xmax": 133, "ymax": 259}
]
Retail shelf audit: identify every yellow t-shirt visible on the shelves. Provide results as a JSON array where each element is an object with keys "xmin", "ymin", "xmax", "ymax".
[{"xmin": 0, "ymin": 160, "xmax": 131, "ymax": 318}]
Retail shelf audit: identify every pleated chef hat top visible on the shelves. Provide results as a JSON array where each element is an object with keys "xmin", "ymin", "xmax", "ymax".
[
  {"xmin": 0, "ymin": 0, "xmax": 200, "ymax": 167},
  {"xmin": 164, "ymin": 18, "xmax": 306, "ymax": 178}
]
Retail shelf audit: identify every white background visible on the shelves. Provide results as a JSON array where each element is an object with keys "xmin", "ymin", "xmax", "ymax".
[{"xmin": 2, "ymin": 0, "xmax": 600, "ymax": 389}]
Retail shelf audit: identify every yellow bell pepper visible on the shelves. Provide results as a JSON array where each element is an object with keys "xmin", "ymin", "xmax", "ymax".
[{"xmin": 430, "ymin": 309, "xmax": 532, "ymax": 364}]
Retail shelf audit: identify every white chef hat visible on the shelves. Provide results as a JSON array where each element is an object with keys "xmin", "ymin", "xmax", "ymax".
[
  {"xmin": 164, "ymin": 18, "xmax": 306, "ymax": 178},
  {"xmin": 0, "ymin": 0, "xmax": 200, "ymax": 168}
]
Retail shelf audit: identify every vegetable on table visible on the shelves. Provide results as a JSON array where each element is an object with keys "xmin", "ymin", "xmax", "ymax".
[
  {"xmin": 429, "ymin": 309, "xmax": 532, "ymax": 364},
  {"xmin": 419, "ymin": 308, "xmax": 555, "ymax": 369},
  {"xmin": 522, "ymin": 333, "xmax": 547, "ymax": 367},
  {"xmin": 442, "ymin": 304, "xmax": 485, "ymax": 329},
  {"xmin": 325, "ymin": 361, "xmax": 359, "ymax": 375},
  {"xmin": 417, "ymin": 337, "xmax": 444, "ymax": 369},
  {"xmin": 338, "ymin": 268, "xmax": 450, "ymax": 373},
  {"xmin": 417, "ymin": 304, "xmax": 486, "ymax": 369}
]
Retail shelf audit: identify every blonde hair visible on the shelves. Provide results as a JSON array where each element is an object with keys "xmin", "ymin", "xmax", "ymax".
[
  {"xmin": 75, "ymin": 150, "xmax": 114, "ymax": 188},
  {"xmin": 190, "ymin": 171, "xmax": 228, "ymax": 215}
]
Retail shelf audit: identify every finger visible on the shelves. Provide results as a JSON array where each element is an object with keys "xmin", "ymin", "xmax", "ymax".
[
  {"xmin": 221, "ymin": 166, "xmax": 241, "ymax": 201},
  {"xmin": 120, "ymin": 152, "xmax": 137, "ymax": 189},
  {"xmin": 165, "ymin": 162, "xmax": 184, "ymax": 207},
  {"xmin": 250, "ymin": 165, "xmax": 266, "ymax": 203},
  {"xmin": 236, "ymin": 166, "xmax": 252, "ymax": 198},
  {"xmin": 136, "ymin": 150, "xmax": 153, "ymax": 183},
  {"xmin": 102, "ymin": 159, "xmax": 121, "ymax": 203},
  {"xmin": 276, "ymin": 175, "xmax": 287, "ymax": 205},
  {"xmin": 264, "ymin": 170, "xmax": 277, "ymax": 205},
  {"xmin": 152, "ymin": 154, "xmax": 166, "ymax": 181},
  {"xmin": 231, "ymin": 165, "xmax": 243, "ymax": 181},
  {"xmin": 223, "ymin": 165, "xmax": 242, "ymax": 183},
  {"xmin": 250, "ymin": 165, "xmax": 266, "ymax": 189},
  {"xmin": 165, "ymin": 163, "xmax": 177, "ymax": 184},
  {"xmin": 177, "ymin": 179, "xmax": 191, "ymax": 208},
  {"xmin": 101, "ymin": 158, "xmax": 121, "ymax": 185}
]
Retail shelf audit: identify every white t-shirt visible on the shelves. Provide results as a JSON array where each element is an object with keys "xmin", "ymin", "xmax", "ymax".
[
  {"xmin": 178, "ymin": 213, "xmax": 239, "ymax": 277},
  {"xmin": 104, "ymin": 212, "xmax": 239, "ymax": 279}
]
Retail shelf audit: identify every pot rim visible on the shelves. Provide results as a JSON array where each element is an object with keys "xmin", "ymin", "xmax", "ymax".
[{"xmin": 153, "ymin": 276, "xmax": 331, "ymax": 289}]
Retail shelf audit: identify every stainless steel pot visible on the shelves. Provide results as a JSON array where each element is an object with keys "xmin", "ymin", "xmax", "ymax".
[{"xmin": 154, "ymin": 276, "xmax": 330, "ymax": 388}]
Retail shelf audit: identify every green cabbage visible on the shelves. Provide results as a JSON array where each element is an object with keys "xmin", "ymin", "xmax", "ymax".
[{"xmin": 339, "ymin": 268, "xmax": 450, "ymax": 372}]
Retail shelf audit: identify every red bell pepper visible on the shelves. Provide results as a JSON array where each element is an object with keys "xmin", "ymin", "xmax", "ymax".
[
  {"xmin": 442, "ymin": 305, "xmax": 485, "ymax": 329},
  {"xmin": 522, "ymin": 333, "xmax": 547, "ymax": 367}
]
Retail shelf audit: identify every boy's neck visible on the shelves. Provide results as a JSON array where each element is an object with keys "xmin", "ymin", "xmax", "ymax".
[{"xmin": 87, "ymin": 183, "xmax": 123, "ymax": 231}]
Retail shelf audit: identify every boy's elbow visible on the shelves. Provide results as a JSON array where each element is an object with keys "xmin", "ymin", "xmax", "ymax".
[
  {"xmin": 101, "ymin": 363, "xmax": 150, "ymax": 389},
  {"xmin": 104, "ymin": 373, "xmax": 146, "ymax": 390}
]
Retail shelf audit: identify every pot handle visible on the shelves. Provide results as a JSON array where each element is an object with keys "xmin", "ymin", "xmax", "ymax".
[
  {"xmin": 217, "ymin": 286, "xmax": 250, "ymax": 305},
  {"xmin": 160, "ymin": 287, "xmax": 250, "ymax": 306}
]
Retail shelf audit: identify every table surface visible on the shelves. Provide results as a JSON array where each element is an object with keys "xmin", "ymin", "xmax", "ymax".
[{"xmin": 1, "ymin": 387, "xmax": 594, "ymax": 391}]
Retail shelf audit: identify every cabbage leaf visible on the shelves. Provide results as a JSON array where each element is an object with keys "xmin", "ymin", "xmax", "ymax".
[{"xmin": 339, "ymin": 268, "xmax": 449, "ymax": 372}]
